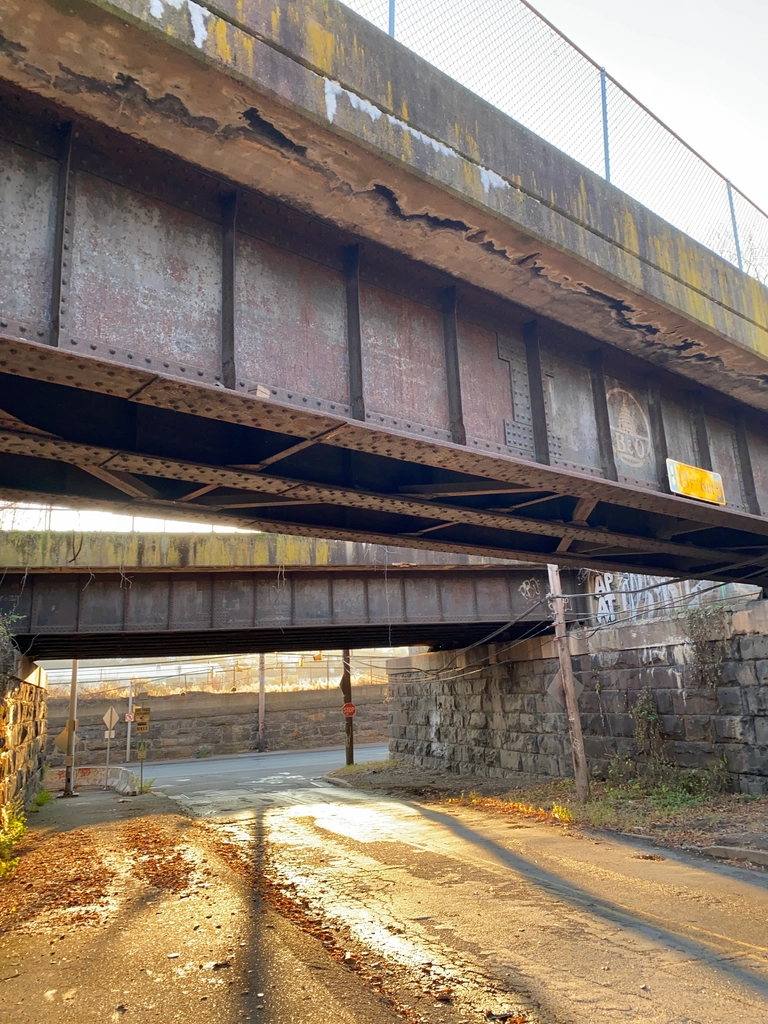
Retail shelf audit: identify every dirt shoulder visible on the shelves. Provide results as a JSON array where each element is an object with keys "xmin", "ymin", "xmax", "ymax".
[{"xmin": 328, "ymin": 759, "xmax": 768, "ymax": 867}]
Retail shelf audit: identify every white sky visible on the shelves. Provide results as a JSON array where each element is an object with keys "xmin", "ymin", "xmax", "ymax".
[{"xmin": 530, "ymin": 0, "xmax": 768, "ymax": 211}]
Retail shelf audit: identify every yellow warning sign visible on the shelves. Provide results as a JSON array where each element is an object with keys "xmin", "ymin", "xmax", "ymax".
[
  {"xmin": 666, "ymin": 458, "xmax": 725, "ymax": 505},
  {"xmin": 134, "ymin": 706, "xmax": 151, "ymax": 734}
]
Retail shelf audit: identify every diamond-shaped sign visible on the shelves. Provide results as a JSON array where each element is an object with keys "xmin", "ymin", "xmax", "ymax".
[
  {"xmin": 546, "ymin": 669, "xmax": 583, "ymax": 709},
  {"xmin": 103, "ymin": 706, "xmax": 119, "ymax": 730}
]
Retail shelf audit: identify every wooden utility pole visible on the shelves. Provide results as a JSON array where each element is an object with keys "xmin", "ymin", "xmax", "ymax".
[
  {"xmin": 547, "ymin": 564, "xmax": 590, "ymax": 803},
  {"xmin": 62, "ymin": 659, "xmax": 78, "ymax": 798},
  {"xmin": 340, "ymin": 649, "xmax": 354, "ymax": 766},
  {"xmin": 257, "ymin": 652, "xmax": 266, "ymax": 751}
]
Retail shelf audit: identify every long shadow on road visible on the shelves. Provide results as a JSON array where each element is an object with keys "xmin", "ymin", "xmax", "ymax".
[{"xmin": 413, "ymin": 802, "xmax": 768, "ymax": 1002}]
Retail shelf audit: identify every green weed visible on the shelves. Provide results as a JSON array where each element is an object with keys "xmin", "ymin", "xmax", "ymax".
[
  {"xmin": 0, "ymin": 801, "xmax": 26, "ymax": 879},
  {"xmin": 28, "ymin": 788, "xmax": 52, "ymax": 813}
]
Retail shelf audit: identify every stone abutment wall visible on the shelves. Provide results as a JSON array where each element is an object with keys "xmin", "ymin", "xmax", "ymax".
[
  {"xmin": 46, "ymin": 684, "xmax": 389, "ymax": 765},
  {"xmin": 387, "ymin": 601, "xmax": 768, "ymax": 795},
  {"xmin": 0, "ymin": 657, "xmax": 48, "ymax": 811}
]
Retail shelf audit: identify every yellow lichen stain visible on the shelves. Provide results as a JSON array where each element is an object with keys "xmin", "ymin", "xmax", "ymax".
[
  {"xmin": 306, "ymin": 20, "xmax": 335, "ymax": 73},
  {"xmin": 616, "ymin": 210, "xmax": 642, "ymax": 285},
  {"xmin": 460, "ymin": 160, "xmax": 480, "ymax": 196},
  {"xmin": 215, "ymin": 18, "xmax": 233, "ymax": 63},
  {"xmin": 400, "ymin": 98, "xmax": 408, "ymax": 121},
  {"xmin": 465, "ymin": 132, "xmax": 480, "ymax": 163},
  {"xmin": 271, "ymin": 8, "xmax": 280, "ymax": 34},
  {"xmin": 166, "ymin": 24, "xmax": 175, "ymax": 38},
  {"xmin": 239, "ymin": 31, "xmax": 255, "ymax": 72}
]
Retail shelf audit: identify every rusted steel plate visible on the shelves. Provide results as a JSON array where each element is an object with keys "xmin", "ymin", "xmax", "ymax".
[
  {"xmin": 292, "ymin": 577, "xmax": 331, "ymax": 624},
  {"xmin": 0, "ymin": 137, "xmax": 56, "ymax": 330},
  {"xmin": 79, "ymin": 579, "xmax": 126, "ymax": 631},
  {"xmin": 331, "ymin": 577, "xmax": 367, "ymax": 623},
  {"xmin": 706, "ymin": 414, "xmax": 743, "ymax": 511},
  {"xmin": 475, "ymin": 575, "xmax": 515, "ymax": 619},
  {"xmin": 748, "ymin": 430, "xmax": 768, "ymax": 512},
  {"xmin": 0, "ymin": 569, "xmax": 554, "ymax": 642},
  {"xmin": 71, "ymin": 172, "xmax": 221, "ymax": 373},
  {"xmin": 361, "ymin": 283, "xmax": 450, "ymax": 433},
  {"xmin": 437, "ymin": 576, "xmax": 478, "ymax": 623},
  {"xmin": 212, "ymin": 576, "xmax": 255, "ymax": 629},
  {"xmin": 662, "ymin": 397, "xmax": 698, "ymax": 468},
  {"xmin": 236, "ymin": 233, "xmax": 348, "ymax": 405},
  {"xmin": 604, "ymin": 374, "xmax": 657, "ymax": 490},
  {"xmin": 170, "ymin": 578, "xmax": 212, "ymax": 628},
  {"xmin": 458, "ymin": 320, "xmax": 513, "ymax": 446},
  {"xmin": 541, "ymin": 344, "xmax": 602, "ymax": 476},
  {"xmin": 366, "ymin": 577, "xmax": 406, "ymax": 623},
  {"xmin": 30, "ymin": 577, "xmax": 79, "ymax": 631},
  {"xmin": 126, "ymin": 577, "xmax": 171, "ymax": 631},
  {"xmin": 255, "ymin": 577, "xmax": 293, "ymax": 625}
]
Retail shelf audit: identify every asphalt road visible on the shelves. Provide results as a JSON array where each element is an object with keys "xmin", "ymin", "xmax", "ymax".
[
  {"xmin": 145, "ymin": 743, "xmax": 389, "ymax": 797},
  {"xmin": 156, "ymin": 748, "xmax": 768, "ymax": 1024}
]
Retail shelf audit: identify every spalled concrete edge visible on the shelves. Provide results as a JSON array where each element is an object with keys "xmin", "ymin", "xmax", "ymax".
[
  {"xmin": 322, "ymin": 774, "xmax": 355, "ymax": 789},
  {"xmin": 693, "ymin": 845, "xmax": 768, "ymax": 868},
  {"xmin": 88, "ymin": 0, "xmax": 768, "ymax": 365},
  {"xmin": 3, "ymin": 0, "xmax": 768, "ymax": 413}
]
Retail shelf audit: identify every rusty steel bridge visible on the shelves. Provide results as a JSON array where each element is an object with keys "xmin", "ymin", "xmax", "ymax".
[
  {"xmin": 0, "ymin": 532, "xmax": 574, "ymax": 658},
  {"xmin": 1, "ymin": 0, "xmax": 768, "ymax": 586}
]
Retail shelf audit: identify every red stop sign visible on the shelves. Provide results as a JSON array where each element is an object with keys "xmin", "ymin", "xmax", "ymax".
[{"xmin": 342, "ymin": 702, "xmax": 356, "ymax": 718}]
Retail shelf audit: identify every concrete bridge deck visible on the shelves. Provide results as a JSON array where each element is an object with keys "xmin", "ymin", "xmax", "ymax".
[{"xmin": 1, "ymin": 1, "xmax": 768, "ymax": 584}]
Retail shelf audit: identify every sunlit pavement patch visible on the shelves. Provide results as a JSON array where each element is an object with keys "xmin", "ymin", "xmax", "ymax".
[{"xmin": 168, "ymin": 783, "xmax": 768, "ymax": 1023}]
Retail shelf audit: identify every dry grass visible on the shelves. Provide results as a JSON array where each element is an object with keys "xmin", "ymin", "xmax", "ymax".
[{"xmin": 333, "ymin": 758, "xmax": 768, "ymax": 853}]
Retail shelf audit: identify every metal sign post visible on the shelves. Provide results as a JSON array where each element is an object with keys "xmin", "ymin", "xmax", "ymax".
[
  {"xmin": 103, "ymin": 706, "xmax": 119, "ymax": 789},
  {"xmin": 125, "ymin": 679, "xmax": 134, "ymax": 762},
  {"xmin": 258, "ymin": 652, "xmax": 265, "ymax": 752},
  {"xmin": 136, "ymin": 739, "xmax": 147, "ymax": 792},
  {"xmin": 134, "ymin": 708, "xmax": 150, "ymax": 791},
  {"xmin": 62, "ymin": 659, "xmax": 79, "ymax": 798}
]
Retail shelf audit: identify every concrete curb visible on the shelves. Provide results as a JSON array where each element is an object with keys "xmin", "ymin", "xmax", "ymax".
[
  {"xmin": 693, "ymin": 845, "xmax": 768, "ymax": 868},
  {"xmin": 322, "ymin": 774, "xmax": 355, "ymax": 789}
]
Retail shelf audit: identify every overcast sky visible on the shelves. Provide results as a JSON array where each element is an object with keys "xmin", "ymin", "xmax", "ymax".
[{"xmin": 529, "ymin": 0, "xmax": 768, "ymax": 211}]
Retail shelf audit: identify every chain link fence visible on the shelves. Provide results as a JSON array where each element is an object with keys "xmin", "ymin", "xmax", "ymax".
[{"xmin": 342, "ymin": 0, "xmax": 768, "ymax": 283}]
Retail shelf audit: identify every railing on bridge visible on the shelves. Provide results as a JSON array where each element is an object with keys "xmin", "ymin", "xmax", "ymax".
[{"xmin": 345, "ymin": 0, "xmax": 768, "ymax": 282}]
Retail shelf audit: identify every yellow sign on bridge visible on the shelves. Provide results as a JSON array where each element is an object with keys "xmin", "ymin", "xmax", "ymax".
[{"xmin": 666, "ymin": 458, "xmax": 725, "ymax": 505}]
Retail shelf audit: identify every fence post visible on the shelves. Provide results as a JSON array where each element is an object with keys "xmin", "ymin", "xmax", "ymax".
[
  {"xmin": 600, "ymin": 68, "xmax": 610, "ymax": 183},
  {"xmin": 388, "ymin": 0, "xmax": 395, "ymax": 37},
  {"xmin": 726, "ymin": 180, "xmax": 744, "ymax": 272}
]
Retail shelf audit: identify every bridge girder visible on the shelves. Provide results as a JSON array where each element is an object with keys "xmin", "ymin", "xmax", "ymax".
[
  {"xmin": 0, "ymin": 567, "xmax": 567, "ymax": 659},
  {"xmin": 1, "ymin": 3, "xmax": 768, "ymax": 584}
]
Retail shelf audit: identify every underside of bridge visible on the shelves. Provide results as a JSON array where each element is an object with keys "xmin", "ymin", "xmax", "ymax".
[
  {"xmin": 0, "ymin": 565, "xmax": 566, "ymax": 659},
  {"xmin": 2, "ymin": 0, "xmax": 768, "ymax": 585}
]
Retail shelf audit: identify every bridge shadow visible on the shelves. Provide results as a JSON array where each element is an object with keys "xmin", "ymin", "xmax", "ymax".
[{"xmin": 411, "ymin": 801, "xmax": 768, "ymax": 1001}]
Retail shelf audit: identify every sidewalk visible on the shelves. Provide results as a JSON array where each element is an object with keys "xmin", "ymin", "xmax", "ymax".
[{"xmin": 0, "ymin": 791, "xmax": 404, "ymax": 1024}]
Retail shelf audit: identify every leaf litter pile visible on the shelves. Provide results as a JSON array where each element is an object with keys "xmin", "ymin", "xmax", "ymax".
[{"xmin": 0, "ymin": 816, "xmax": 199, "ymax": 934}]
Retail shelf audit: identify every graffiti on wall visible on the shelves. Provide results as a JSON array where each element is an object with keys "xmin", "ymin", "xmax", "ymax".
[{"xmin": 583, "ymin": 570, "xmax": 760, "ymax": 626}]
